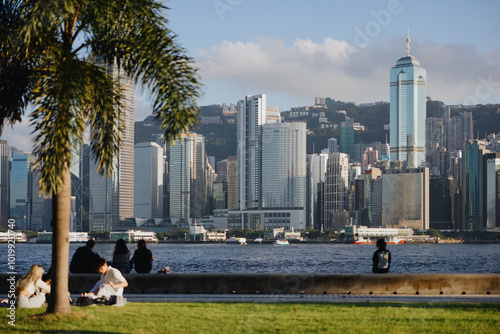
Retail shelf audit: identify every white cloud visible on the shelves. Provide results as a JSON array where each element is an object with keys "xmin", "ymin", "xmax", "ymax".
[
  {"xmin": 0, "ymin": 120, "xmax": 34, "ymax": 153},
  {"xmin": 195, "ymin": 36, "xmax": 500, "ymax": 107}
]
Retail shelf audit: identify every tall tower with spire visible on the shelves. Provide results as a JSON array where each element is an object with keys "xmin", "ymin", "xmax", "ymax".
[{"xmin": 389, "ymin": 31, "xmax": 427, "ymax": 168}]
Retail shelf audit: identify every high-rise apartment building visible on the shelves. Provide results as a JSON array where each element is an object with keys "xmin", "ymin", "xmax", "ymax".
[
  {"xmin": 89, "ymin": 67, "xmax": 134, "ymax": 231},
  {"xmin": 169, "ymin": 133, "xmax": 206, "ymax": 219},
  {"xmin": 449, "ymin": 111, "xmax": 473, "ymax": 151},
  {"xmin": 134, "ymin": 142, "xmax": 164, "ymax": 219},
  {"xmin": 390, "ymin": 36, "xmax": 426, "ymax": 168},
  {"xmin": 237, "ymin": 94, "xmax": 266, "ymax": 210},
  {"xmin": 426, "ymin": 118, "xmax": 445, "ymax": 155},
  {"xmin": 226, "ymin": 155, "xmax": 237, "ymax": 210},
  {"xmin": 328, "ymin": 138, "xmax": 339, "ymax": 153},
  {"xmin": 0, "ymin": 140, "xmax": 9, "ymax": 228}
]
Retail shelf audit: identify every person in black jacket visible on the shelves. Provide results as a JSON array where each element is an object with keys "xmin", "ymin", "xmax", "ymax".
[
  {"xmin": 372, "ymin": 238, "xmax": 391, "ymax": 273},
  {"xmin": 130, "ymin": 239, "xmax": 154, "ymax": 273},
  {"xmin": 70, "ymin": 239, "xmax": 100, "ymax": 273}
]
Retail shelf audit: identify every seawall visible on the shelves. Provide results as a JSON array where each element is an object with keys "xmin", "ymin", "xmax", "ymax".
[{"xmin": 1, "ymin": 273, "xmax": 499, "ymax": 295}]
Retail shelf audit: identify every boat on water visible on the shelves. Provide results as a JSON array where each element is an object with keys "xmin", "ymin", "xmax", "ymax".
[
  {"xmin": 352, "ymin": 236, "xmax": 405, "ymax": 245},
  {"xmin": 226, "ymin": 237, "xmax": 247, "ymax": 245},
  {"xmin": 254, "ymin": 237, "xmax": 263, "ymax": 244},
  {"xmin": 274, "ymin": 239, "xmax": 290, "ymax": 246}
]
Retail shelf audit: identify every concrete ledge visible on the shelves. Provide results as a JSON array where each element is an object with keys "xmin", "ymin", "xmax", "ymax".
[{"xmin": 1, "ymin": 273, "xmax": 498, "ymax": 295}]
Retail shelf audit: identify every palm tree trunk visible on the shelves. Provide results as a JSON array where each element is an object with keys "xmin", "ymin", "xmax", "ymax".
[{"xmin": 47, "ymin": 167, "xmax": 72, "ymax": 314}]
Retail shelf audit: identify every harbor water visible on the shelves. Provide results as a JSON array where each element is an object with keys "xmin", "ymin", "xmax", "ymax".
[{"xmin": 1, "ymin": 242, "xmax": 500, "ymax": 275}]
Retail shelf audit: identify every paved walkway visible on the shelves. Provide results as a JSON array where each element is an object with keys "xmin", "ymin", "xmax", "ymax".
[
  {"xmin": 2, "ymin": 294, "xmax": 499, "ymax": 306},
  {"xmin": 119, "ymin": 293, "xmax": 500, "ymax": 304}
]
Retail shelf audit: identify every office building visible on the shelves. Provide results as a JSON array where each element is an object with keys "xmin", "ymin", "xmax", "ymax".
[
  {"xmin": 134, "ymin": 142, "xmax": 164, "ymax": 219},
  {"xmin": 485, "ymin": 154, "xmax": 500, "ymax": 229},
  {"xmin": 390, "ymin": 36, "xmax": 427, "ymax": 168},
  {"xmin": 461, "ymin": 140, "xmax": 489, "ymax": 230},
  {"xmin": 260, "ymin": 122, "xmax": 306, "ymax": 230},
  {"xmin": 306, "ymin": 153, "xmax": 328, "ymax": 229},
  {"xmin": 323, "ymin": 153, "xmax": 349, "ymax": 228},
  {"xmin": 340, "ymin": 117, "xmax": 354, "ymax": 159},
  {"xmin": 0, "ymin": 140, "xmax": 9, "ymax": 228},
  {"xmin": 429, "ymin": 176, "xmax": 453, "ymax": 229},
  {"xmin": 169, "ymin": 133, "xmax": 206, "ymax": 219},
  {"xmin": 89, "ymin": 67, "xmax": 134, "ymax": 231},
  {"xmin": 10, "ymin": 150, "xmax": 36, "ymax": 230},
  {"xmin": 381, "ymin": 167, "xmax": 430, "ymax": 229}
]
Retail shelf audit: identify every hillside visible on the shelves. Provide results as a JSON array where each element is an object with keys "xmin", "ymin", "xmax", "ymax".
[{"xmin": 134, "ymin": 101, "xmax": 500, "ymax": 164}]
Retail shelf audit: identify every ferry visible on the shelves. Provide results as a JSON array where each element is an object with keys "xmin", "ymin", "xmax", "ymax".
[
  {"xmin": 352, "ymin": 236, "xmax": 405, "ymax": 245},
  {"xmin": 226, "ymin": 237, "xmax": 247, "ymax": 245},
  {"xmin": 274, "ymin": 239, "xmax": 290, "ymax": 246},
  {"xmin": 0, "ymin": 231, "xmax": 27, "ymax": 243}
]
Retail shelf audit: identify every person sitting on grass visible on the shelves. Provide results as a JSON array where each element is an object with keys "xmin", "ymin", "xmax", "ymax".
[
  {"xmin": 81, "ymin": 258, "xmax": 128, "ymax": 301},
  {"xmin": 15, "ymin": 264, "xmax": 50, "ymax": 308}
]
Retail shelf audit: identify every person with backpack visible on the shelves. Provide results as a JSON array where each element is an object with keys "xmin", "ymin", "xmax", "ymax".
[{"xmin": 372, "ymin": 238, "xmax": 391, "ymax": 273}]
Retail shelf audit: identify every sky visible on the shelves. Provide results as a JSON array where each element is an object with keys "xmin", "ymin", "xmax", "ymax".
[{"xmin": 2, "ymin": 0, "xmax": 500, "ymax": 152}]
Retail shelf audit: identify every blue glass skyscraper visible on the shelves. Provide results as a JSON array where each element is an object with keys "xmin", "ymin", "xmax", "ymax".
[{"xmin": 390, "ymin": 35, "xmax": 426, "ymax": 168}]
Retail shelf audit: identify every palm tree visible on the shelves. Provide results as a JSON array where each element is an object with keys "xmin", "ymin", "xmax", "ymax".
[{"xmin": 0, "ymin": 0, "xmax": 200, "ymax": 314}]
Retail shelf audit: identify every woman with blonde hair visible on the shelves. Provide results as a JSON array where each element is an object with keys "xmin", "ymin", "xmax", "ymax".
[{"xmin": 15, "ymin": 264, "xmax": 51, "ymax": 308}]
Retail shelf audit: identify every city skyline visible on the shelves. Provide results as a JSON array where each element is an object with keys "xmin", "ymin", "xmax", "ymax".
[{"xmin": 2, "ymin": 1, "xmax": 500, "ymax": 152}]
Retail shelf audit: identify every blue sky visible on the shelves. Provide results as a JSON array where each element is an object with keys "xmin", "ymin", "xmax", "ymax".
[{"xmin": 2, "ymin": 0, "xmax": 500, "ymax": 151}]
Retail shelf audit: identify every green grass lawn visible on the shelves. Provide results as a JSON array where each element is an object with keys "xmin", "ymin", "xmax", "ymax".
[{"xmin": 1, "ymin": 302, "xmax": 499, "ymax": 334}]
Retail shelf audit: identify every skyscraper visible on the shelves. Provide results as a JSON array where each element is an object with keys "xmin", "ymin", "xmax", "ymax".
[
  {"xmin": 381, "ymin": 167, "xmax": 430, "ymax": 229},
  {"xmin": 461, "ymin": 140, "xmax": 489, "ymax": 230},
  {"xmin": 10, "ymin": 150, "xmax": 36, "ymax": 230},
  {"xmin": 261, "ymin": 122, "xmax": 306, "ymax": 210},
  {"xmin": 169, "ymin": 133, "xmax": 206, "ymax": 219},
  {"xmin": 323, "ymin": 152, "xmax": 349, "ymax": 227},
  {"xmin": 237, "ymin": 94, "xmax": 266, "ymax": 210},
  {"xmin": 0, "ymin": 140, "xmax": 9, "ymax": 228},
  {"xmin": 390, "ymin": 35, "xmax": 427, "ymax": 168},
  {"xmin": 327, "ymin": 138, "xmax": 339, "ymax": 153},
  {"xmin": 340, "ymin": 117, "xmax": 354, "ymax": 159},
  {"xmin": 226, "ymin": 155, "xmax": 238, "ymax": 210},
  {"xmin": 89, "ymin": 67, "xmax": 134, "ymax": 231},
  {"xmin": 306, "ymin": 153, "xmax": 328, "ymax": 229},
  {"xmin": 485, "ymin": 156, "xmax": 500, "ymax": 228},
  {"xmin": 134, "ymin": 142, "xmax": 164, "ymax": 219}
]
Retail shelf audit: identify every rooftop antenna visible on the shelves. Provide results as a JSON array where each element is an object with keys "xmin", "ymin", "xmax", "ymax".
[{"xmin": 406, "ymin": 27, "xmax": 411, "ymax": 56}]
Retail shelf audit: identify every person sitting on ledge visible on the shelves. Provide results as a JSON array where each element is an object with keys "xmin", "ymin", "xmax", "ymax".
[
  {"xmin": 70, "ymin": 239, "xmax": 100, "ymax": 273},
  {"xmin": 130, "ymin": 239, "xmax": 154, "ymax": 273},
  {"xmin": 372, "ymin": 238, "xmax": 391, "ymax": 273},
  {"xmin": 15, "ymin": 264, "xmax": 50, "ymax": 308},
  {"xmin": 82, "ymin": 258, "xmax": 128, "ymax": 301},
  {"xmin": 112, "ymin": 239, "xmax": 131, "ymax": 274}
]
